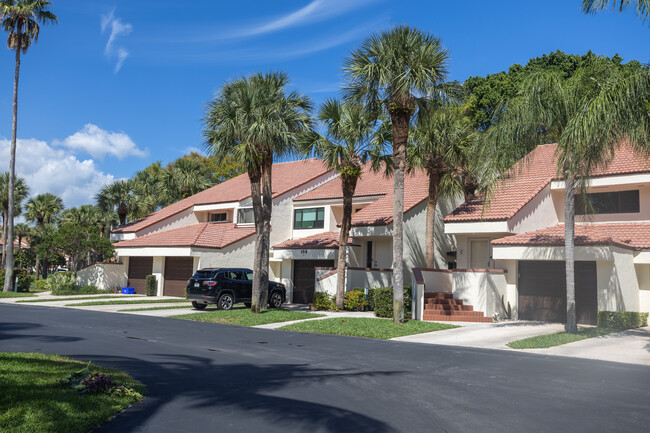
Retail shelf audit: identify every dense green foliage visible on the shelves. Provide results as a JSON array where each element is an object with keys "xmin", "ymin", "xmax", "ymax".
[
  {"xmin": 312, "ymin": 292, "xmax": 334, "ymax": 310},
  {"xmin": 373, "ymin": 286, "xmax": 412, "ymax": 319},
  {"xmin": 597, "ymin": 311, "xmax": 649, "ymax": 329},
  {"xmin": 280, "ymin": 317, "xmax": 457, "ymax": 339},
  {"xmin": 343, "ymin": 289, "xmax": 367, "ymax": 311},
  {"xmin": 145, "ymin": 275, "xmax": 157, "ymax": 297},
  {"xmin": 0, "ymin": 268, "xmax": 30, "ymax": 292}
]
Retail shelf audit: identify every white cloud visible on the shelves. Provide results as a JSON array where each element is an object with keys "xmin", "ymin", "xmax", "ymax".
[
  {"xmin": 57, "ymin": 123, "xmax": 147, "ymax": 160},
  {"xmin": 0, "ymin": 137, "xmax": 116, "ymax": 208},
  {"xmin": 101, "ymin": 9, "xmax": 133, "ymax": 73}
]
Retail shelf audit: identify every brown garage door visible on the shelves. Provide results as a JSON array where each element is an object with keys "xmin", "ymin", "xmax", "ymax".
[
  {"xmin": 128, "ymin": 257, "xmax": 153, "ymax": 295},
  {"xmin": 518, "ymin": 261, "xmax": 597, "ymax": 325},
  {"xmin": 164, "ymin": 257, "xmax": 194, "ymax": 297},
  {"xmin": 292, "ymin": 260, "xmax": 334, "ymax": 304}
]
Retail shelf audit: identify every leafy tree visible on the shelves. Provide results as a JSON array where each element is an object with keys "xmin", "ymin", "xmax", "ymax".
[
  {"xmin": 24, "ymin": 192, "xmax": 63, "ymax": 279},
  {"xmin": 344, "ymin": 25, "xmax": 450, "ymax": 323},
  {"xmin": 53, "ymin": 224, "xmax": 114, "ymax": 272},
  {"xmin": 582, "ymin": 0, "xmax": 650, "ymax": 24},
  {"xmin": 96, "ymin": 180, "xmax": 136, "ymax": 226},
  {"xmin": 1, "ymin": 0, "xmax": 57, "ymax": 292},
  {"xmin": 410, "ymin": 106, "xmax": 477, "ymax": 268},
  {"xmin": 0, "ymin": 172, "xmax": 28, "ymax": 267},
  {"xmin": 304, "ymin": 99, "xmax": 389, "ymax": 309},
  {"xmin": 204, "ymin": 71, "xmax": 313, "ymax": 313}
]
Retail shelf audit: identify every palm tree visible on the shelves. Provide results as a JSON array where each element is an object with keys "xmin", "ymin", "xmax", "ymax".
[
  {"xmin": 1, "ymin": 0, "xmax": 56, "ymax": 291},
  {"xmin": 13, "ymin": 222, "xmax": 30, "ymax": 250},
  {"xmin": 410, "ymin": 106, "xmax": 477, "ymax": 268},
  {"xmin": 344, "ymin": 25, "xmax": 450, "ymax": 323},
  {"xmin": 204, "ymin": 71, "xmax": 313, "ymax": 313},
  {"xmin": 582, "ymin": 0, "xmax": 649, "ymax": 24},
  {"xmin": 0, "ymin": 172, "xmax": 28, "ymax": 267},
  {"xmin": 488, "ymin": 59, "xmax": 649, "ymax": 333},
  {"xmin": 96, "ymin": 180, "xmax": 136, "ymax": 226},
  {"xmin": 24, "ymin": 192, "xmax": 63, "ymax": 280},
  {"xmin": 304, "ymin": 99, "xmax": 389, "ymax": 309},
  {"xmin": 165, "ymin": 157, "xmax": 211, "ymax": 200}
]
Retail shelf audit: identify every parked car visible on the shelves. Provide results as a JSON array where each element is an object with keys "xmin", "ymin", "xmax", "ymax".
[{"xmin": 186, "ymin": 268, "xmax": 286, "ymax": 310}]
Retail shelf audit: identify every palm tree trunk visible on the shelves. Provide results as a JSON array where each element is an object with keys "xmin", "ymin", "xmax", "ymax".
[
  {"xmin": 1, "ymin": 210, "xmax": 7, "ymax": 268},
  {"xmin": 4, "ymin": 38, "xmax": 21, "ymax": 292},
  {"xmin": 35, "ymin": 256, "xmax": 41, "ymax": 281},
  {"xmin": 565, "ymin": 177, "xmax": 578, "ymax": 333},
  {"xmin": 391, "ymin": 112, "xmax": 409, "ymax": 323},
  {"xmin": 259, "ymin": 159, "xmax": 273, "ymax": 309},
  {"xmin": 249, "ymin": 170, "xmax": 263, "ymax": 314},
  {"xmin": 425, "ymin": 170, "xmax": 441, "ymax": 268},
  {"xmin": 336, "ymin": 175, "xmax": 357, "ymax": 309}
]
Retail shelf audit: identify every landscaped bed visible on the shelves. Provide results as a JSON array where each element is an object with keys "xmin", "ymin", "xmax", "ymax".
[
  {"xmin": 279, "ymin": 317, "xmax": 458, "ymax": 339},
  {"xmin": 0, "ymin": 292, "xmax": 35, "ymax": 298},
  {"xmin": 18, "ymin": 295, "xmax": 136, "ymax": 303},
  {"xmin": 507, "ymin": 327, "xmax": 618, "ymax": 349},
  {"xmin": 65, "ymin": 299, "xmax": 190, "ymax": 307},
  {"xmin": 0, "ymin": 352, "xmax": 144, "ymax": 433},
  {"xmin": 171, "ymin": 308, "xmax": 323, "ymax": 326}
]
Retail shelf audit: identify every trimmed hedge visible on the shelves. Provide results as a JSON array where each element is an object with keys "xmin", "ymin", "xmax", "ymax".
[
  {"xmin": 0, "ymin": 269, "xmax": 31, "ymax": 292},
  {"xmin": 312, "ymin": 292, "xmax": 334, "ymax": 310},
  {"xmin": 33, "ymin": 279, "xmax": 49, "ymax": 292},
  {"xmin": 597, "ymin": 311, "xmax": 648, "ymax": 330},
  {"xmin": 145, "ymin": 275, "xmax": 157, "ymax": 297},
  {"xmin": 374, "ymin": 286, "xmax": 412, "ymax": 319},
  {"xmin": 343, "ymin": 290, "xmax": 366, "ymax": 311}
]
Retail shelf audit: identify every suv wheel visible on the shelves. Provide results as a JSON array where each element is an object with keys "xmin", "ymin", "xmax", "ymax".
[
  {"xmin": 192, "ymin": 301, "xmax": 207, "ymax": 310},
  {"xmin": 218, "ymin": 293, "xmax": 235, "ymax": 310},
  {"xmin": 268, "ymin": 291, "xmax": 283, "ymax": 309}
]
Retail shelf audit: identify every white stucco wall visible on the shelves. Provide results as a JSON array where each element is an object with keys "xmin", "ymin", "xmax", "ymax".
[
  {"xmin": 314, "ymin": 268, "xmax": 337, "ymax": 296},
  {"xmin": 636, "ymin": 264, "xmax": 650, "ymax": 314},
  {"xmin": 508, "ymin": 185, "xmax": 559, "ymax": 234},
  {"xmin": 77, "ymin": 263, "xmax": 127, "ymax": 291},
  {"xmin": 138, "ymin": 207, "xmax": 200, "ymax": 237},
  {"xmin": 418, "ymin": 269, "xmax": 453, "ymax": 293},
  {"xmin": 195, "ymin": 237, "xmax": 256, "ymax": 270},
  {"xmin": 452, "ymin": 271, "xmax": 508, "ymax": 318}
]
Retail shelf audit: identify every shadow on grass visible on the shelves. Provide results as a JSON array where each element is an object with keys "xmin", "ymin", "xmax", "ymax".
[{"xmin": 71, "ymin": 353, "xmax": 401, "ymax": 433}]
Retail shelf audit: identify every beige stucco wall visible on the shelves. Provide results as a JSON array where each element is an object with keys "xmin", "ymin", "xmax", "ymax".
[{"xmin": 138, "ymin": 207, "xmax": 200, "ymax": 237}]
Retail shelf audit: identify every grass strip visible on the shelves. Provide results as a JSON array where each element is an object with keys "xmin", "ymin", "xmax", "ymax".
[
  {"xmin": 119, "ymin": 305, "xmax": 196, "ymax": 312},
  {"xmin": 171, "ymin": 308, "xmax": 323, "ymax": 327},
  {"xmin": 66, "ymin": 299, "xmax": 190, "ymax": 307},
  {"xmin": 507, "ymin": 327, "xmax": 618, "ymax": 349},
  {"xmin": 280, "ymin": 317, "xmax": 458, "ymax": 339},
  {"xmin": 17, "ymin": 295, "xmax": 137, "ymax": 303},
  {"xmin": 0, "ymin": 292, "xmax": 35, "ymax": 298},
  {"xmin": 0, "ymin": 352, "xmax": 145, "ymax": 433}
]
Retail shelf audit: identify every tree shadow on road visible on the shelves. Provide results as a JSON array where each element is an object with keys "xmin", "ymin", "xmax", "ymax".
[{"xmin": 0, "ymin": 322, "xmax": 83, "ymax": 342}]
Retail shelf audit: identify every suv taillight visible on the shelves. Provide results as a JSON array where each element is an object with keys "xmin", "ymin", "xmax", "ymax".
[{"xmin": 205, "ymin": 281, "xmax": 217, "ymax": 287}]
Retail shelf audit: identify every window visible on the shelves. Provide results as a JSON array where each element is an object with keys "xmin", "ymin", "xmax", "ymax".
[
  {"xmin": 210, "ymin": 213, "xmax": 227, "ymax": 222},
  {"xmin": 237, "ymin": 208, "xmax": 254, "ymax": 224},
  {"xmin": 576, "ymin": 190, "xmax": 640, "ymax": 215},
  {"xmin": 294, "ymin": 207, "xmax": 325, "ymax": 229}
]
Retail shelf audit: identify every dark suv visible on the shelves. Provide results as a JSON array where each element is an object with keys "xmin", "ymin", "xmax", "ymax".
[{"xmin": 186, "ymin": 268, "xmax": 286, "ymax": 310}]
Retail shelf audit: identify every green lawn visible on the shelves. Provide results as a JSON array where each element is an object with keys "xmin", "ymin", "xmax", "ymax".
[
  {"xmin": 507, "ymin": 327, "xmax": 618, "ymax": 349},
  {"xmin": 0, "ymin": 292, "xmax": 35, "ymax": 298},
  {"xmin": 279, "ymin": 317, "xmax": 458, "ymax": 339},
  {"xmin": 17, "ymin": 295, "xmax": 134, "ymax": 303},
  {"xmin": 0, "ymin": 352, "xmax": 145, "ymax": 433},
  {"xmin": 120, "ymin": 305, "xmax": 197, "ymax": 312},
  {"xmin": 171, "ymin": 308, "xmax": 323, "ymax": 326},
  {"xmin": 65, "ymin": 299, "xmax": 190, "ymax": 307}
]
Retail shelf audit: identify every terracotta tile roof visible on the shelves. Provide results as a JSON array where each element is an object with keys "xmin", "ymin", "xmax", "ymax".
[
  {"xmin": 113, "ymin": 159, "xmax": 331, "ymax": 234},
  {"xmin": 296, "ymin": 163, "xmax": 393, "ymax": 201},
  {"xmin": 272, "ymin": 231, "xmax": 360, "ymax": 249},
  {"xmin": 350, "ymin": 172, "xmax": 430, "ymax": 226},
  {"xmin": 113, "ymin": 223, "xmax": 255, "ymax": 249},
  {"xmin": 491, "ymin": 223, "xmax": 650, "ymax": 250},
  {"xmin": 444, "ymin": 142, "xmax": 650, "ymax": 223}
]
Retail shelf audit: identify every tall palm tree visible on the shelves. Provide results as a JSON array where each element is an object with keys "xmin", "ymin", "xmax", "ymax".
[
  {"xmin": 410, "ymin": 106, "xmax": 477, "ymax": 268},
  {"xmin": 24, "ymin": 192, "xmax": 62, "ymax": 280},
  {"xmin": 582, "ymin": 0, "xmax": 650, "ymax": 24},
  {"xmin": 1, "ymin": 0, "xmax": 56, "ymax": 291},
  {"xmin": 96, "ymin": 180, "xmax": 136, "ymax": 227},
  {"xmin": 344, "ymin": 25, "xmax": 450, "ymax": 323},
  {"xmin": 304, "ymin": 99, "xmax": 389, "ymax": 309},
  {"xmin": 164, "ymin": 157, "xmax": 211, "ymax": 200},
  {"xmin": 0, "ymin": 172, "xmax": 28, "ymax": 266},
  {"xmin": 204, "ymin": 71, "xmax": 313, "ymax": 313},
  {"xmin": 488, "ymin": 59, "xmax": 649, "ymax": 333},
  {"xmin": 13, "ymin": 222, "xmax": 30, "ymax": 250}
]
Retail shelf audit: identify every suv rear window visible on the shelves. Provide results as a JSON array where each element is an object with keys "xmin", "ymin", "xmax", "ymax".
[{"xmin": 193, "ymin": 270, "xmax": 217, "ymax": 279}]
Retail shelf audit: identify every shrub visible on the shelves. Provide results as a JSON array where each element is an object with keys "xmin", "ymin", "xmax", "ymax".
[
  {"xmin": 373, "ymin": 286, "xmax": 412, "ymax": 319},
  {"xmin": 0, "ymin": 269, "xmax": 31, "ymax": 292},
  {"xmin": 366, "ymin": 288, "xmax": 377, "ymax": 311},
  {"xmin": 312, "ymin": 292, "xmax": 334, "ymax": 310},
  {"xmin": 145, "ymin": 275, "xmax": 157, "ymax": 296},
  {"xmin": 45, "ymin": 272, "xmax": 77, "ymax": 294},
  {"xmin": 597, "ymin": 311, "xmax": 649, "ymax": 330},
  {"xmin": 33, "ymin": 279, "xmax": 48, "ymax": 292},
  {"xmin": 344, "ymin": 289, "xmax": 366, "ymax": 311}
]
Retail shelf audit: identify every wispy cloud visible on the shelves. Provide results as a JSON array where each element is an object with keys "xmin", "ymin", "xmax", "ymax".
[{"xmin": 101, "ymin": 9, "xmax": 133, "ymax": 73}]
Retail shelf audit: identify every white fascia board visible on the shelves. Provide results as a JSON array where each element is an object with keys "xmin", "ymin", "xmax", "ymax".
[
  {"xmin": 551, "ymin": 173, "xmax": 650, "ymax": 190},
  {"xmin": 444, "ymin": 221, "xmax": 510, "ymax": 235},
  {"xmin": 273, "ymin": 248, "xmax": 338, "ymax": 260},
  {"xmin": 634, "ymin": 251, "xmax": 650, "ymax": 263},
  {"xmin": 115, "ymin": 246, "xmax": 194, "ymax": 257},
  {"xmin": 193, "ymin": 202, "xmax": 239, "ymax": 212},
  {"xmin": 111, "ymin": 232, "xmax": 136, "ymax": 242},
  {"xmin": 492, "ymin": 245, "xmax": 614, "ymax": 261},
  {"xmin": 293, "ymin": 197, "xmax": 381, "ymax": 208}
]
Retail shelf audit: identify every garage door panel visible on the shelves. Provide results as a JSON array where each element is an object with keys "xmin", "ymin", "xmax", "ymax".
[
  {"xmin": 292, "ymin": 260, "xmax": 334, "ymax": 304},
  {"xmin": 128, "ymin": 257, "xmax": 153, "ymax": 295},
  {"xmin": 164, "ymin": 257, "xmax": 194, "ymax": 298}
]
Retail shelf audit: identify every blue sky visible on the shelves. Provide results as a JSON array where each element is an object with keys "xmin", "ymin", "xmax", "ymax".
[{"xmin": 0, "ymin": 0, "xmax": 648, "ymax": 208}]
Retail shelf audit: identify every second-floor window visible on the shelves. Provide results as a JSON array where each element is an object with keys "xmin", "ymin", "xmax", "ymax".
[
  {"xmin": 237, "ymin": 207, "xmax": 254, "ymax": 224},
  {"xmin": 210, "ymin": 213, "xmax": 228, "ymax": 222},
  {"xmin": 294, "ymin": 207, "xmax": 325, "ymax": 229},
  {"xmin": 576, "ymin": 190, "xmax": 640, "ymax": 215}
]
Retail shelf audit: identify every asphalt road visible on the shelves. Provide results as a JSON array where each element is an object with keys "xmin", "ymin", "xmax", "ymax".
[{"xmin": 1, "ymin": 304, "xmax": 649, "ymax": 433}]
